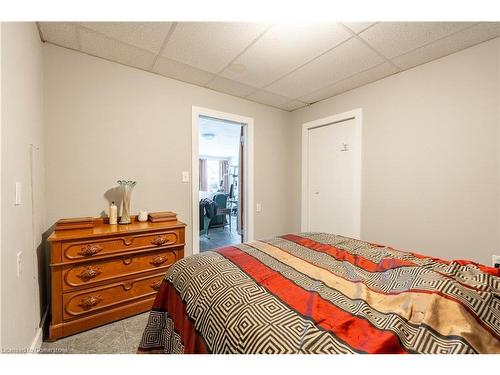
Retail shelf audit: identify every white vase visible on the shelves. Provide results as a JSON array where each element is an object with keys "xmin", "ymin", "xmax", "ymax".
[{"xmin": 117, "ymin": 180, "xmax": 136, "ymax": 224}]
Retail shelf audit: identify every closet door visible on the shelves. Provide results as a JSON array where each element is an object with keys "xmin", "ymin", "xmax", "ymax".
[{"xmin": 307, "ymin": 118, "xmax": 359, "ymax": 237}]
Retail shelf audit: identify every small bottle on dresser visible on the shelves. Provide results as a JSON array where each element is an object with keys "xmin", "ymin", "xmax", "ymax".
[{"xmin": 109, "ymin": 201, "xmax": 118, "ymax": 225}]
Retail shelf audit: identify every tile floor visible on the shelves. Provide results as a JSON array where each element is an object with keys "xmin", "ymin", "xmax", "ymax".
[
  {"xmin": 40, "ymin": 312, "xmax": 150, "ymax": 354},
  {"xmin": 200, "ymin": 216, "xmax": 241, "ymax": 252}
]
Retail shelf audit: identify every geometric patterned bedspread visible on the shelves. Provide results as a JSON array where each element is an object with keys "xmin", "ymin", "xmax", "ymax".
[{"xmin": 138, "ymin": 233, "xmax": 500, "ymax": 354}]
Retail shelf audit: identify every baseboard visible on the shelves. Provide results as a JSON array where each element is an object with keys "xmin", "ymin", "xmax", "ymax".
[
  {"xmin": 40, "ymin": 306, "xmax": 49, "ymax": 330},
  {"xmin": 29, "ymin": 306, "xmax": 48, "ymax": 353},
  {"xmin": 29, "ymin": 327, "xmax": 43, "ymax": 353}
]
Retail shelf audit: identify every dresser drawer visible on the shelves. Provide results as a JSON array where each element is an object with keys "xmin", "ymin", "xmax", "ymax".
[
  {"xmin": 61, "ymin": 229, "xmax": 182, "ymax": 262},
  {"xmin": 63, "ymin": 273, "xmax": 164, "ymax": 320},
  {"xmin": 61, "ymin": 248, "xmax": 179, "ymax": 291}
]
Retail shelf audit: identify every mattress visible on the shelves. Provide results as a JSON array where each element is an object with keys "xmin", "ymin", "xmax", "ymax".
[{"xmin": 137, "ymin": 233, "xmax": 500, "ymax": 354}]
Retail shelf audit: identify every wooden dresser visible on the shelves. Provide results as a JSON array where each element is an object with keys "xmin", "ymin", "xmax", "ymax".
[{"xmin": 47, "ymin": 216, "xmax": 185, "ymax": 340}]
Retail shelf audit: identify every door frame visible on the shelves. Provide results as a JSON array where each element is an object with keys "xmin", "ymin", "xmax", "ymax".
[
  {"xmin": 191, "ymin": 106, "xmax": 254, "ymax": 254},
  {"xmin": 301, "ymin": 108, "xmax": 362, "ymax": 237}
]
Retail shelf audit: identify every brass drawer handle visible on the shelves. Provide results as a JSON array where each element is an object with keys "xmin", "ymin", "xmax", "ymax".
[
  {"xmin": 76, "ymin": 266, "xmax": 101, "ymax": 281},
  {"xmin": 151, "ymin": 236, "xmax": 168, "ymax": 246},
  {"xmin": 122, "ymin": 257, "xmax": 133, "ymax": 265},
  {"xmin": 150, "ymin": 280, "xmax": 162, "ymax": 291},
  {"xmin": 150, "ymin": 255, "xmax": 167, "ymax": 267},
  {"xmin": 78, "ymin": 244, "xmax": 103, "ymax": 257},
  {"xmin": 79, "ymin": 295, "xmax": 103, "ymax": 309}
]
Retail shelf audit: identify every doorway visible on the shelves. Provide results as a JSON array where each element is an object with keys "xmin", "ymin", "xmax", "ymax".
[
  {"xmin": 192, "ymin": 107, "xmax": 254, "ymax": 254},
  {"xmin": 301, "ymin": 109, "xmax": 362, "ymax": 238}
]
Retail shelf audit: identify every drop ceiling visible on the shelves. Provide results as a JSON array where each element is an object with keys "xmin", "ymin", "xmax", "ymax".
[{"xmin": 37, "ymin": 22, "xmax": 500, "ymax": 112}]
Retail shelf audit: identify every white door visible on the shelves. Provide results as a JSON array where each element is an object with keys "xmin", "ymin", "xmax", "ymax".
[{"xmin": 307, "ymin": 118, "xmax": 360, "ymax": 237}]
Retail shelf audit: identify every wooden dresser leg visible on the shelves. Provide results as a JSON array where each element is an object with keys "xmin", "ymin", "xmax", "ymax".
[{"xmin": 48, "ymin": 323, "xmax": 63, "ymax": 341}]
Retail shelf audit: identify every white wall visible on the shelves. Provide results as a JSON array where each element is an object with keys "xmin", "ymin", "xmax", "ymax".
[
  {"xmin": 290, "ymin": 38, "xmax": 500, "ymax": 265},
  {"xmin": 1, "ymin": 22, "xmax": 45, "ymax": 350},
  {"xmin": 43, "ymin": 43, "xmax": 294, "ymax": 256}
]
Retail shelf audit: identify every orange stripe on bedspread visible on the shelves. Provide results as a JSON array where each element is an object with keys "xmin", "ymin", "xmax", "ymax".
[
  {"xmin": 247, "ymin": 240, "xmax": 500, "ymax": 353},
  {"xmin": 409, "ymin": 248, "xmax": 499, "ymax": 277},
  {"xmin": 218, "ymin": 246, "xmax": 408, "ymax": 354},
  {"xmin": 281, "ymin": 234, "xmax": 417, "ymax": 272}
]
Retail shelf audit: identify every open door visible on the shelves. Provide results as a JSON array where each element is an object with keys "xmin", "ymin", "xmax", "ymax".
[
  {"xmin": 238, "ymin": 126, "xmax": 244, "ymax": 241},
  {"xmin": 192, "ymin": 106, "xmax": 254, "ymax": 254}
]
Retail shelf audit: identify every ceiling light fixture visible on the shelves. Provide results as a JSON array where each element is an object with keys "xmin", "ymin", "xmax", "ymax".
[
  {"xmin": 201, "ymin": 132, "xmax": 216, "ymax": 140},
  {"xmin": 273, "ymin": 22, "xmax": 314, "ymax": 30}
]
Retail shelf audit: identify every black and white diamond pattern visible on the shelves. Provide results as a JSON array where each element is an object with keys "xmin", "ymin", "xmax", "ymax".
[
  {"xmin": 239, "ymin": 243, "xmax": 476, "ymax": 353},
  {"xmin": 139, "ymin": 233, "xmax": 500, "ymax": 354},
  {"xmin": 139, "ymin": 310, "xmax": 184, "ymax": 354},
  {"xmin": 151, "ymin": 251, "xmax": 354, "ymax": 354}
]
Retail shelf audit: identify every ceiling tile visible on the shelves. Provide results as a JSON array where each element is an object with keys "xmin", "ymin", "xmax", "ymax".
[
  {"xmin": 342, "ymin": 22, "xmax": 377, "ymax": 34},
  {"xmin": 38, "ymin": 21, "xmax": 500, "ymax": 111},
  {"xmin": 278, "ymin": 100, "xmax": 309, "ymax": 111},
  {"xmin": 78, "ymin": 27, "xmax": 156, "ymax": 70},
  {"xmin": 205, "ymin": 77, "xmax": 257, "ymax": 98},
  {"xmin": 359, "ymin": 22, "xmax": 476, "ymax": 59},
  {"xmin": 152, "ymin": 56, "xmax": 214, "ymax": 86},
  {"xmin": 79, "ymin": 22, "xmax": 172, "ymax": 54},
  {"xmin": 220, "ymin": 23, "xmax": 351, "ymax": 88},
  {"xmin": 266, "ymin": 38, "xmax": 384, "ymax": 98},
  {"xmin": 392, "ymin": 22, "xmax": 500, "ymax": 70},
  {"xmin": 162, "ymin": 22, "xmax": 269, "ymax": 73},
  {"xmin": 299, "ymin": 62, "xmax": 398, "ymax": 103},
  {"xmin": 246, "ymin": 90, "xmax": 291, "ymax": 107},
  {"xmin": 38, "ymin": 22, "xmax": 80, "ymax": 50}
]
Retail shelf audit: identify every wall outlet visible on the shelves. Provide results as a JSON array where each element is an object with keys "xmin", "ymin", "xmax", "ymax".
[
  {"xmin": 16, "ymin": 251, "xmax": 23, "ymax": 277},
  {"xmin": 256, "ymin": 203, "xmax": 262, "ymax": 213},
  {"xmin": 493, "ymin": 254, "xmax": 500, "ymax": 268}
]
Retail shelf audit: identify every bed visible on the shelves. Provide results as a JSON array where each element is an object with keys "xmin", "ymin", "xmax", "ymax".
[{"xmin": 137, "ymin": 233, "xmax": 500, "ymax": 354}]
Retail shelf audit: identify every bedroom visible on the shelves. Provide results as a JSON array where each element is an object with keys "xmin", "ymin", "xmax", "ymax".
[{"xmin": 1, "ymin": 0, "xmax": 499, "ymax": 370}]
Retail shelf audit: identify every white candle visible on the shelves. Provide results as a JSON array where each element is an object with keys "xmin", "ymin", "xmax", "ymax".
[{"xmin": 109, "ymin": 202, "xmax": 118, "ymax": 225}]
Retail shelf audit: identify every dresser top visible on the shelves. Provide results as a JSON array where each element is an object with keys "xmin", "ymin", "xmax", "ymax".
[{"xmin": 48, "ymin": 219, "xmax": 186, "ymax": 242}]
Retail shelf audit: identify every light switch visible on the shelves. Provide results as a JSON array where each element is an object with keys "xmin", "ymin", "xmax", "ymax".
[
  {"xmin": 15, "ymin": 182, "xmax": 22, "ymax": 205},
  {"xmin": 182, "ymin": 171, "xmax": 190, "ymax": 183},
  {"xmin": 256, "ymin": 203, "xmax": 262, "ymax": 213}
]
